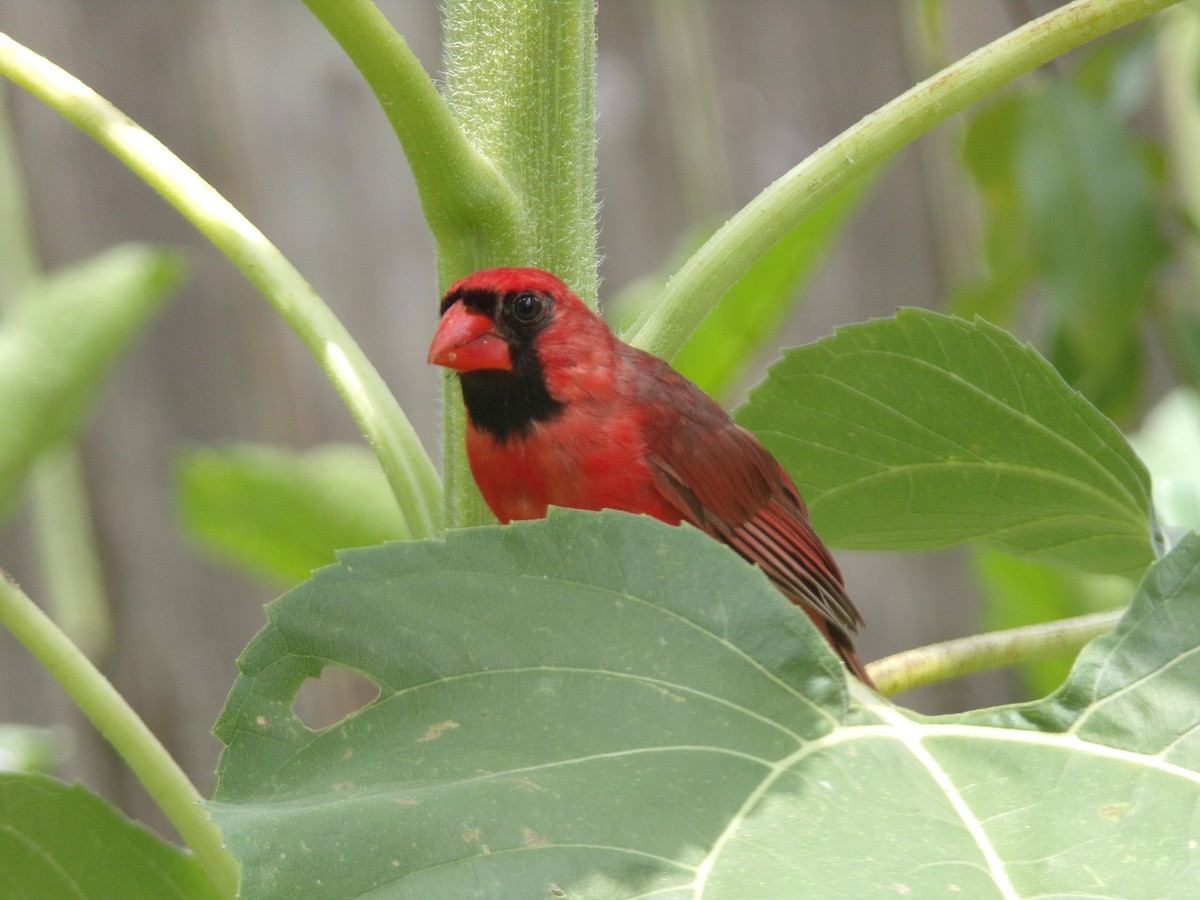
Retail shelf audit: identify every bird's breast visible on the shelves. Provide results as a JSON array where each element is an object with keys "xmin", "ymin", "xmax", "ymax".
[{"xmin": 465, "ymin": 409, "xmax": 681, "ymax": 525}]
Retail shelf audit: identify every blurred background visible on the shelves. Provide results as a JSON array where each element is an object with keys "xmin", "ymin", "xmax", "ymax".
[{"xmin": 1, "ymin": 0, "xmax": 1190, "ymax": 838}]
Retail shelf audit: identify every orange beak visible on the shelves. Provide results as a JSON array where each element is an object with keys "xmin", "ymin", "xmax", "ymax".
[{"xmin": 427, "ymin": 302, "xmax": 513, "ymax": 372}]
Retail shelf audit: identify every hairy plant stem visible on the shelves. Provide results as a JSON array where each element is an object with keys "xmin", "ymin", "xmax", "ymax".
[
  {"xmin": 627, "ymin": 0, "xmax": 1183, "ymax": 358},
  {"xmin": 0, "ymin": 571, "xmax": 238, "ymax": 897},
  {"xmin": 437, "ymin": 0, "xmax": 599, "ymax": 527},
  {"xmin": 867, "ymin": 608, "xmax": 1125, "ymax": 697},
  {"xmin": 0, "ymin": 32, "xmax": 442, "ymax": 541},
  {"xmin": 304, "ymin": 1, "xmax": 600, "ymax": 528}
]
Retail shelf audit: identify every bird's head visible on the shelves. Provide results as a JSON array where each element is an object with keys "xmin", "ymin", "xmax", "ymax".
[
  {"xmin": 428, "ymin": 267, "xmax": 594, "ymax": 374},
  {"xmin": 428, "ymin": 267, "xmax": 608, "ymax": 440}
]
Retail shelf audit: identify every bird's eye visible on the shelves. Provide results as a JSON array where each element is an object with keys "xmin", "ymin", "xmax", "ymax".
[{"xmin": 509, "ymin": 291, "xmax": 548, "ymax": 326}]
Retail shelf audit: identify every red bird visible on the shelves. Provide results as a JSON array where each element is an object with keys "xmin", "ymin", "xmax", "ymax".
[{"xmin": 428, "ymin": 267, "xmax": 871, "ymax": 684}]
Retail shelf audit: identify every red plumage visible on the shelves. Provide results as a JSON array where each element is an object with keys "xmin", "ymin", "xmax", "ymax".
[{"xmin": 429, "ymin": 267, "xmax": 872, "ymax": 685}]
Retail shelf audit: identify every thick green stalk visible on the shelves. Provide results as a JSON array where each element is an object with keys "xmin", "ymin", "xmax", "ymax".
[
  {"xmin": 0, "ymin": 32, "xmax": 442, "ymax": 540},
  {"xmin": 439, "ymin": 0, "xmax": 599, "ymax": 527},
  {"xmin": 627, "ymin": 0, "xmax": 1183, "ymax": 359},
  {"xmin": 0, "ymin": 571, "xmax": 238, "ymax": 897},
  {"xmin": 867, "ymin": 608, "xmax": 1124, "ymax": 697}
]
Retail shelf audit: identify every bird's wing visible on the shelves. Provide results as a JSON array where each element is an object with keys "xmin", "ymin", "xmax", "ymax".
[{"xmin": 636, "ymin": 371, "xmax": 863, "ymax": 635}]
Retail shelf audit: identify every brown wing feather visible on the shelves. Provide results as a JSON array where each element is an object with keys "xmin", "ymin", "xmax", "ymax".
[{"xmin": 627, "ymin": 349, "xmax": 869, "ymax": 680}]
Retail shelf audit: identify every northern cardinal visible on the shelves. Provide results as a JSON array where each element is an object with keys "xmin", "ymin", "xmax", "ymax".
[{"xmin": 429, "ymin": 267, "xmax": 872, "ymax": 684}]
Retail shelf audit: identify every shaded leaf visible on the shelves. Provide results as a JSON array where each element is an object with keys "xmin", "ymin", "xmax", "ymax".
[
  {"xmin": 176, "ymin": 442, "xmax": 409, "ymax": 585},
  {"xmin": 735, "ymin": 309, "xmax": 1153, "ymax": 576},
  {"xmin": 0, "ymin": 773, "xmax": 220, "ymax": 899},
  {"xmin": 209, "ymin": 511, "xmax": 1200, "ymax": 898},
  {"xmin": 669, "ymin": 177, "xmax": 871, "ymax": 401},
  {"xmin": 1015, "ymin": 83, "xmax": 1169, "ymax": 419},
  {"xmin": 0, "ymin": 244, "xmax": 183, "ymax": 521},
  {"xmin": 951, "ymin": 96, "xmax": 1034, "ymax": 325}
]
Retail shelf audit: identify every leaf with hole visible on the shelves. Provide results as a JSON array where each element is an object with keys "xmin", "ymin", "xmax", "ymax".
[
  {"xmin": 736, "ymin": 309, "xmax": 1154, "ymax": 577},
  {"xmin": 207, "ymin": 511, "xmax": 1200, "ymax": 898}
]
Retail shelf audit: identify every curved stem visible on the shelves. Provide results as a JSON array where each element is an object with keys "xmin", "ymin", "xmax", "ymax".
[
  {"xmin": 626, "ymin": 0, "xmax": 1183, "ymax": 358},
  {"xmin": 0, "ymin": 571, "xmax": 238, "ymax": 897},
  {"xmin": 0, "ymin": 32, "xmax": 442, "ymax": 539},
  {"xmin": 867, "ymin": 608, "xmax": 1124, "ymax": 697}
]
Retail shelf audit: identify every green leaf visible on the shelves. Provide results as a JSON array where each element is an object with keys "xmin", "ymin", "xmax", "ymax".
[
  {"xmin": 950, "ymin": 96, "xmax": 1034, "ymax": 325},
  {"xmin": 1015, "ymin": 83, "xmax": 1169, "ymax": 419},
  {"xmin": 176, "ymin": 442, "xmax": 409, "ymax": 585},
  {"xmin": 0, "ymin": 244, "xmax": 183, "ymax": 522},
  {"xmin": 735, "ymin": 309, "xmax": 1154, "ymax": 576},
  {"xmin": 669, "ymin": 177, "xmax": 871, "ymax": 401},
  {"xmin": 0, "ymin": 773, "xmax": 220, "ymax": 899},
  {"xmin": 1071, "ymin": 26, "xmax": 1156, "ymax": 117},
  {"xmin": 209, "ymin": 511, "xmax": 1200, "ymax": 898}
]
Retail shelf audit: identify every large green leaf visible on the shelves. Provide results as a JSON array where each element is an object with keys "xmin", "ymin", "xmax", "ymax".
[
  {"xmin": 208, "ymin": 511, "xmax": 1200, "ymax": 898},
  {"xmin": 736, "ymin": 309, "xmax": 1154, "ymax": 576},
  {"xmin": 176, "ymin": 442, "xmax": 409, "ymax": 585},
  {"xmin": 0, "ymin": 773, "xmax": 220, "ymax": 899},
  {"xmin": 0, "ymin": 244, "xmax": 183, "ymax": 521}
]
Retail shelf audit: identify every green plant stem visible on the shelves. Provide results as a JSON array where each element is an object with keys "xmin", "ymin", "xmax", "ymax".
[
  {"xmin": 0, "ymin": 571, "xmax": 238, "ymax": 897},
  {"xmin": 0, "ymin": 84, "xmax": 112, "ymax": 657},
  {"xmin": 867, "ymin": 608, "xmax": 1125, "ymax": 697},
  {"xmin": 29, "ymin": 449, "xmax": 112, "ymax": 655},
  {"xmin": 0, "ymin": 32, "xmax": 442, "ymax": 540},
  {"xmin": 627, "ymin": 0, "xmax": 1183, "ymax": 359},
  {"xmin": 436, "ymin": 0, "xmax": 599, "ymax": 527}
]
